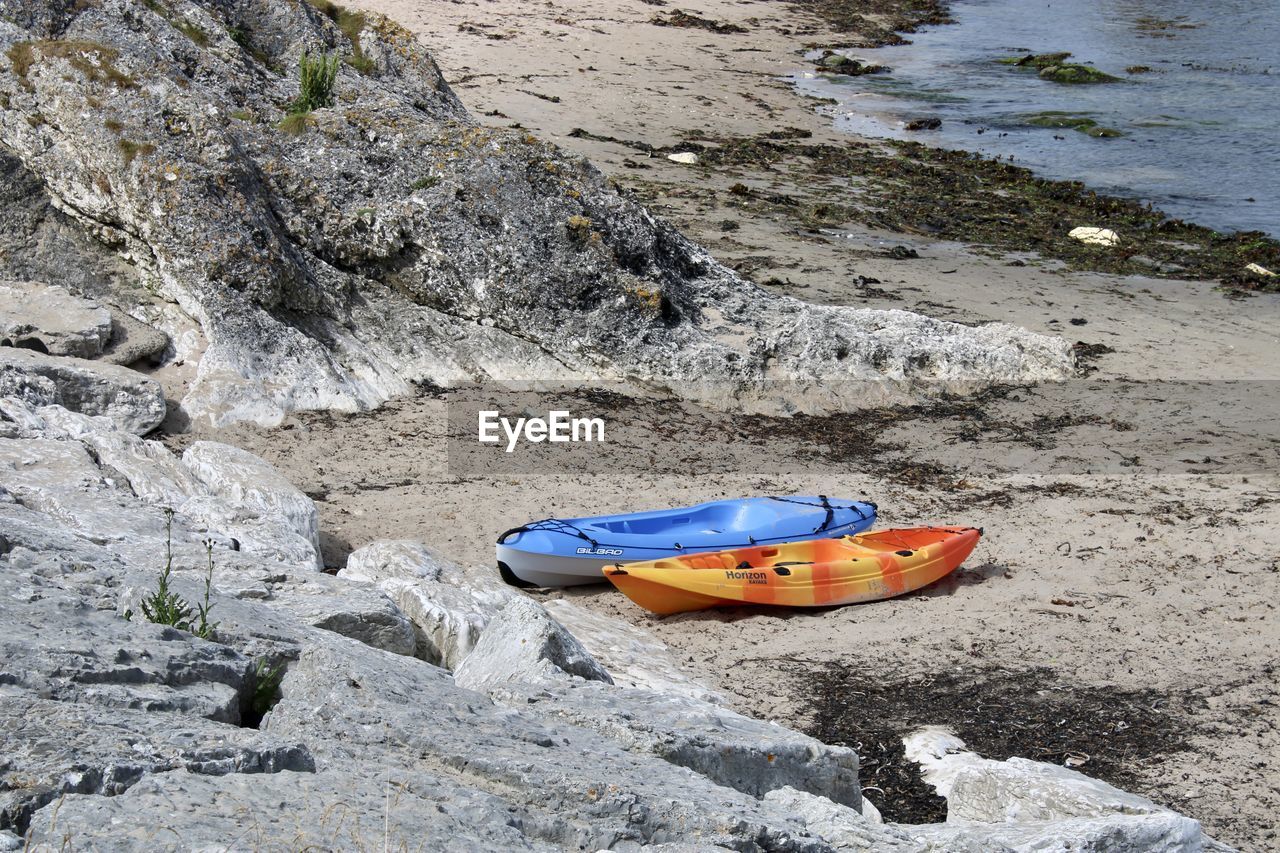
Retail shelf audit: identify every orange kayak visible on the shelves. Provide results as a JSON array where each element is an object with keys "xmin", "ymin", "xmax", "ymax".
[{"xmin": 602, "ymin": 526, "xmax": 981, "ymax": 615}]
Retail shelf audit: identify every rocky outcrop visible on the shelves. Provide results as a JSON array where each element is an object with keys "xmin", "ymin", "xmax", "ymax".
[
  {"xmin": 182, "ymin": 441, "xmax": 321, "ymax": 567},
  {"xmin": 0, "ymin": 400, "xmax": 1228, "ymax": 849},
  {"xmin": 0, "ymin": 347, "xmax": 165, "ymax": 433},
  {"xmin": 340, "ymin": 539, "xmax": 514, "ymax": 666},
  {"xmin": 452, "ymin": 595, "xmax": 614, "ymax": 691},
  {"xmin": 544, "ymin": 597, "xmax": 727, "ymax": 703},
  {"xmin": 0, "ymin": 280, "xmax": 112, "ymax": 358},
  {"xmin": 0, "ymin": 0, "xmax": 1073, "ymax": 428}
]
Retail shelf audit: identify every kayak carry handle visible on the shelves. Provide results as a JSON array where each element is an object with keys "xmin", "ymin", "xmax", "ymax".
[{"xmin": 496, "ymin": 526, "xmax": 528, "ymax": 544}]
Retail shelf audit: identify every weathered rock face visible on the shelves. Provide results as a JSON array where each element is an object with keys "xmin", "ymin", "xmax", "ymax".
[
  {"xmin": 0, "ymin": 401, "xmax": 1228, "ymax": 850},
  {"xmin": 0, "ymin": 347, "xmax": 165, "ymax": 433},
  {"xmin": 0, "ymin": 280, "xmax": 112, "ymax": 357},
  {"xmin": 452, "ymin": 594, "xmax": 614, "ymax": 691},
  {"xmin": 0, "ymin": 0, "xmax": 1073, "ymax": 427},
  {"xmin": 340, "ymin": 539, "xmax": 514, "ymax": 666}
]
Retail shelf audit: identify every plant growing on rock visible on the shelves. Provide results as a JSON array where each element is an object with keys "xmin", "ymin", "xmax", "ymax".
[
  {"xmin": 291, "ymin": 51, "xmax": 339, "ymax": 114},
  {"xmin": 245, "ymin": 657, "xmax": 286, "ymax": 727},
  {"xmin": 125, "ymin": 509, "xmax": 218, "ymax": 641}
]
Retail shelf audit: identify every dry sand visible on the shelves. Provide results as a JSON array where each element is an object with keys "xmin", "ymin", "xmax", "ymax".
[{"xmin": 170, "ymin": 0, "xmax": 1280, "ymax": 846}]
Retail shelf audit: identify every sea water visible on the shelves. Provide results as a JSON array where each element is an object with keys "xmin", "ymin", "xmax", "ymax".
[{"xmin": 793, "ymin": 0, "xmax": 1279, "ymax": 236}]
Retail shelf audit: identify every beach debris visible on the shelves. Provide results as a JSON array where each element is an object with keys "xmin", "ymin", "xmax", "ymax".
[
  {"xmin": 905, "ymin": 117, "xmax": 942, "ymax": 131},
  {"xmin": 1069, "ymin": 227, "xmax": 1121, "ymax": 247},
  {"xmin": 666, "ymin": 151, "xmax": 699, "ymax": 165},
  {"xmin": 1245, "ymin": 262, "xmax": 1276, "ymax": 277},
  {"xmin": 1126, "ymin": 65, "xmax": 1154, "ymax": 74},
  {"xmin": 886, "ymin": 245, "xmax": 920, "ymax": 259},
  {"xmin": 649, "ymin": 10, "xmax": 746, "ymax": 34}
]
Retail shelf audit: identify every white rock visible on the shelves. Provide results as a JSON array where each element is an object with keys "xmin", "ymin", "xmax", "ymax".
[
  {"xmin": 543, "ymin": 598, "xmax": 726, "ymax": 704},
  {"xmin": 0, "ymin": 347, "xmax": 166, "ymax": 434},
  {"xmin": 177, "ymin": 495, "xmax": 322, "ymax": 570},
  {"xmin": 1068, "ymin": 227, "xmax": 1121, "ymax": 247},
  {"xmin": 502, "ymin": 681, "xmax": 863, "ymax": 808},
  {"xmin": 340, "ymin": 540, "xmax": 515, "ymax": 667},
  {"xmin": 762, "ymin": 787, "xmax": 922, "ymax": 851},
  {"xmin": 1245, "ymin": 262, "xmax": 1276, "ymax": 277},
  {"xmin": 452, "ymin": 596, "xmax": 612, "ymax": 691},
  {"xmin": 909, "ymin": 812, "xmax": 1209, "ymax": 852},
  {"xmin": 666, "ymin": 152, "xmax": 699, "ymax": 165},
  {"xmin": 0, "ymin": 281, "xmax": 113, "ymax": 358},
  {"xmin": 182, "ymin": 441, "xmax": 321, "ymax": 568},
  {"xmin": 904, "ymin": 726, "xmax": 1169, "ymax": 823}
]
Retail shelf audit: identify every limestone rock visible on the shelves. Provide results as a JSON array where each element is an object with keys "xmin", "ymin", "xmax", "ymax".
[
  {"xmin": 100, "ymin": 309, "xmax": 170, "ymax": 366},
  {"xmin": 903, "ymin": 727, "xmax": 1225, "ymax": 850},
  {"xmin": 452, "ymin": 596, "xmax": 613, "ymax": 691},
  {"xmin": 0, "ymin": 0, "xmax": 1073, "ymax": 429},
  {"xmin": 257, "ymin": 642, "xmax": 829, "ymax": 851},
  {"xmin": 1244, "ymin": 262, "xmax": 1276, "ymax": 277},
  {"xmin": 764, "ymin": 787, "xmax": 923, "ymax": 851},
  {"xmin": 1069, "ymin": 227, "xmax": 1121, "ymax": 247},
  {"xmin": 909, "ymin": 813, "xmax": 1211, "ymax": 852},
  {"xmin": 182, "ymin": 441, "xmax": 321, "ymax": 568},
  {"xmin": 0, "ymin": 698, "xmax": 313, "ymax": 835},
  {"xmin": 905, "ymin": 726, "xmax": 1168, "ymax": 822},
  {"xmin": 263, "ymin": 570, "xmax": 416, "ymax": 657},
  {"xmin": 0, "ymin": 347, "xmax": 165, "ymax": 434},
  {"xmin": 340, "ymin": 540, "xmax": 514, "ymax": 667},
  {"xmin": 496, "ymin": 680, "xmax": 861, "ymax": 808},
  {"xmin": 544, "ymin": 597, "xmax": 727, "ymax": 703},
  {"xmin": 666, "ymin": 151, "xmax": 700, "ymax": 165},
  {"xmin": 0, "ymin": 280, "xmax": 112, "ymax": 358}
]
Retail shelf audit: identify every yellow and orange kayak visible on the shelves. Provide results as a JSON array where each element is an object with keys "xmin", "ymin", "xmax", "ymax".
[{"xmin": 602, "ymin": 526, "xmax": 981, "ymax": 615}]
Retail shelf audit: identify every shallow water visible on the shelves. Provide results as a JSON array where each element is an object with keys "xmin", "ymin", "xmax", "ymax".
[{"xmin": 793, "ymin": 0, "xmax": 1279, "ymax": 236}]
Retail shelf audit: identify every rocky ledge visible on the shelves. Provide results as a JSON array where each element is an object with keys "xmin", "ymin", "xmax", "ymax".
[
  {"xmin": 0, "ymin": 356, "xmax": 1227, "ymax": 850},
  {"xmin": 0, "ymin": 0, "xmax": 1072, "ymax": 428}
]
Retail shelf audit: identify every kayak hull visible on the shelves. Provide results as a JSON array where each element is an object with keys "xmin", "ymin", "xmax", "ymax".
[
  {"xmin": 496, "ymin": 496, "xmax": 877, "ymax": 588},
  {"xmin": 603, "ymin": 526, "xmax": 981, "ymax": 614}
]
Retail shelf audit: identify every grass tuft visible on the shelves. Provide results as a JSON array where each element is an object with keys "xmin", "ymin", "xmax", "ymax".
[
  {"xmin": 277, "ymin": 111, "xmax": 316, "ymax": 136},
  {"xmin": 291, "ymin": 51, "xmax": 339, "ymax": 114}
]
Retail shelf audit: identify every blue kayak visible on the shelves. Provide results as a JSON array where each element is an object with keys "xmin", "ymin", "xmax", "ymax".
[{"xmin": 496, "ymin": 496, "xmax": 876, "ymax": 587}]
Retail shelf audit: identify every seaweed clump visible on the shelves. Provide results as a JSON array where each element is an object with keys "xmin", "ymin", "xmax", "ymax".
[
  {"xmin": 691, "ymin": 131, "xmax": 1280, "ymax": 292},
  {"xmin": 1002, "ymin": 52, "xmax": 1121, "ymax": 84},
  {"xmin": 801, "ymin": 665, "xmax": 1203, "ymax": 823}
]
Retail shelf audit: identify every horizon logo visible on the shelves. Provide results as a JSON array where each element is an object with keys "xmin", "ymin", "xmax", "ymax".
[{"xmin": 478, "ymin": 410, "xmax": 606, "ymax": 453}]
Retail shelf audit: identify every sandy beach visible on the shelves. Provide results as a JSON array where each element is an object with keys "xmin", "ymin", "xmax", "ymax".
[{"xmin": 148, "ymin": 0, "xmax": 1280, "ymax": 846}]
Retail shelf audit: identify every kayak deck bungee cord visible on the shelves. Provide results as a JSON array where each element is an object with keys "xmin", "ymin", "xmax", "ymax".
[{"xmin": 495, "ymin": 496, "xmax": 877, "ymax": 587}]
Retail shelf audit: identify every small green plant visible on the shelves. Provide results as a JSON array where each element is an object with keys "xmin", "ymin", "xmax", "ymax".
[
  {"xmin": 291, "ymin": 51, "xmax": 339, "ymax": 114},
  {"xmin": 125, "ymin": 509, "xmax": 218, "ymax": 640},
  {"xmin": 248, "ymin": 657, "xmax": 286, "ymax": 723},
  {"xmin": 303, "ymin": 0, "xmax": 373, "ymax": 75},
  {"xmin": 410, "ymin": 175, "xmax": 439, "ymax": 191}
]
